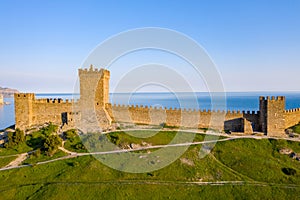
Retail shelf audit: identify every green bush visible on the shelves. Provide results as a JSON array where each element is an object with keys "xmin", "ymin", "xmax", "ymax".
[
  {"xmin": 43, "ymin": 135, "xmax": 62, "ymax": 156},
  {"xmin": 282, "ymin": 167, "xmax": 297, "ymax": 176},
  {"xmin": 4, "ymin": 129, "xmax": 25, "ymax": 148},
  {"xmin": 63, "ymin": 129, "xmax": 77, "ymax": 142},
  {"xmin": 41, "ymin": 123, "xmax": 58, "ymax": 137}
]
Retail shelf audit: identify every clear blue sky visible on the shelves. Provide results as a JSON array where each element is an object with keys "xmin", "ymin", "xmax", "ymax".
[{"xmin": 0, "ymin": 0, "xmax": 300, "ymax": 93}]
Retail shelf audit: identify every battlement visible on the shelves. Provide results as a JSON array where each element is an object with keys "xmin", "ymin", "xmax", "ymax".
[
  {"xmin": 14, "ymin": 66, "xmax": 299, "ymax": 137},
  {"xmin": 259, "ymin": 96, "xmax": 285, "ymax": 101},
  {"xmin": 78, "ymin": 65, "xmax": 110, "ymax": 75},
  {"xmin": 110, "ymin": 103, "xmax": 260, "ymax": 115},
  {"xmin": 15, "ymin": 93, "xmax": 35, "ymax": 99},
  {"xmin": 34, "ymin": 98, "xmax": 76, "ymax": 104},
  {"xmin": 14, "ymin": 93, "xmax": 76, "ymax": 104},
  {"xmin": 285, "ymin": 108, "xmax": 300, "ymax": 113}
]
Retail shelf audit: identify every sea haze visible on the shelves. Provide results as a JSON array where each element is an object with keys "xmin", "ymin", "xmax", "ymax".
[{"xmin": 1, "ymin": 92, "xmax": 300, "ymax": 130}]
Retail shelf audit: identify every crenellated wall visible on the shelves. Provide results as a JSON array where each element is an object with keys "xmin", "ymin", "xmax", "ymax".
[
  {"xmin": 14, "ymin": 67, "xmax": 300, "ymax": 137},
  {"xmin": 284, "ymin": 108, "xmax": 300, "ymax": 129},
  {"xmin": 106, "ymin": 103, "xmax": 260, "ymax": 132},
  {"xmin": 15, "ymin": 93, "xmax": 79, "ymax": 130}
]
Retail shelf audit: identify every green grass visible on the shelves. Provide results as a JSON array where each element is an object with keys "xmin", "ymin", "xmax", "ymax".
[
  {"xmin": 64, "ymin": 135, "xmax": 88, "ymax": 153},
  {"xmin": 1, "ymin": 183, "xmax": 299, "ymax": 200},
  {"xmin": 0, "ymin": 156, "xmax": 17, "ymax": 167},
  {"xmin": 22, "ymin": 150, "xmax": 67, "ymax": 165},
  {"xmin": 0, "ymin": 130, "xmax": 299, "ymax": 199},
  {"xmin": 105, "ymin": 130, "xmax": 224, "ymax": 147},
  {"xmin": 213, "ymin": 138, "xmax": 300, "ymax": 184},
  {"xmin": 64, "ymin": 130, "xmax": 225, "ymax": 154},
  {"xmin": 292, "ymin": 123, "xmax": 300, "ymax": 134},
  {"xmin": 0, "ymin": 142, "xmax": 32, "ymax": 156},
  {"xmin": 76, "ymin": 130, "xmax": 225, "ymax": 154}
]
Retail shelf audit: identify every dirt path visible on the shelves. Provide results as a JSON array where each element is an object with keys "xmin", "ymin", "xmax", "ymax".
[
  {"xmin": 0, "ymin": 129, "xmax": 299, "ymax": 172},
  {"xmin": 4, "ymin": 153, "xmax": 28, "ymax": 168},
  {"xmin": 209, "ymin": 154, "xmax": 254, "ymax": 181},
  {"xmin": 58, "ymin": 146, "xmax": 77, "ymax": 155}
]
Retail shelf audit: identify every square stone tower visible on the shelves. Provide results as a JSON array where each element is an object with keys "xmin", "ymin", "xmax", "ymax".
[
  {"xmin": 14, "ymin": 93, "xmax": 35, "ymax": 130},
  {"xmin": 78, "ymin": 65, "xmax": 110, "ymax": 108},
  {"xmin": 259, "ymin": 96, "xmax": 286, "ymax": 137},
  {"xmin": 78, "ymin": 65, "xmax": 112, "ymax": 132}
]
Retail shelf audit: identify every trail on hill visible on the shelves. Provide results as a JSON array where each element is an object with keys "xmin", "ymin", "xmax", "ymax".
[
  {"xmin": 4, "ymin": 153, "xmax": 27, "ymax": 168},
  {"xmin": 0, "ymin": 130, "xmax": 299, "ymax": 172}
]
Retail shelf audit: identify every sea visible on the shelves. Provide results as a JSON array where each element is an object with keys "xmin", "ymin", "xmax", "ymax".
[{"xmin": 1, "ymin": 92, "xmax": 300, "ymax": 130}]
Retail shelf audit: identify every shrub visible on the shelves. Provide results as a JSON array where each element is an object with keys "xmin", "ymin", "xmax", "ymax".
[
  {"xmin": 4, "ymin": 129, "xmax": 25, "ymax": 148},
  {"xmin": 43, "ymin": 135, "xmax": 62, "ymax": 156},
  {"xmin": 282, "ymin": 167, "xmax": 297, "ymax": 176}
]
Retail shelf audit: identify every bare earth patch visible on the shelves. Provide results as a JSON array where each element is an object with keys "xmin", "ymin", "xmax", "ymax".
[
  {"xmin": 5, "ymin": 153, "xmax": 28, "ymax": 168},
  {"xmin": 180, "ymin": 158, "xmax": 194, "ymax": 166}
]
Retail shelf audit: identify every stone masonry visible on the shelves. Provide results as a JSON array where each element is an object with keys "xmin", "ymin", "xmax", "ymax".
[{"xmin": 14, "ymin": 66, "xmax": 300, "ymax": 137}]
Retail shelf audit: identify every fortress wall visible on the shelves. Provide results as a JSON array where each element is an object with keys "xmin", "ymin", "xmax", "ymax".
[
  {"xmin": 110, "ymin": 104, "xmax": 133, "ymax": 123},
  {"xmin": 225, "ymin": 110, "xmax": 243, "ymax": 120},
  {"xmin": 198, "ymin": 111, "xmax": 211, "ymax": 129},
  {"xmin": 223, "ymin": 110, "xmax": 259, "ymax": 133},
  {"xmin": 149, "ymin": 107, "xmax": 167, "ymax": 125},
  {"xmin": 223, "ymin": 111, "xmax": 243, "ymax": 132},
  {"xmin": 181, "ymin": 109, "xmax": 200, "ymax": 128},
  {"xmin": 111, "ymin": 104, "xmax": 200, "ymax": 127},
  {"xmin": 15, "ymin": 92, "xmax": 261, "ymax": 133},
  {"xmin": 165, "ymin": 109, "xmax": 182, "ymax": 127},
  {"xmin": 242, "ymin": 111, "xmax": 260, "ymax": 131},
  {"xmin": 13, "ymin": 65, "xmax": 296, "ymax": 137},
  {"xmin": 129, "ymin": 105, "xmax": 151, "ymax": 124},
  {"xmin": 109, "ymin": 104, "xmax": 258, "ymax": 131},
  {"xmin": 32, "ymin": 99, "xmax": 73, "ymax": 126},
  {"xmin": 15, "ymin": 93, "xmax": 78, "ymax": 130},
  {"xmin": 284, "ymin": 108, "xmax": 300, "ymax": 129}
]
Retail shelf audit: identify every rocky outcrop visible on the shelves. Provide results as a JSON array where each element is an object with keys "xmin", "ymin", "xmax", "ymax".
[{"xmin": 0, "ymin": 87, "xmax": 19, "ymax": 97}]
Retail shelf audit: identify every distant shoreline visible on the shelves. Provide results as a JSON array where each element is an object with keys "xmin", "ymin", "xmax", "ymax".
[{"xmin": 0, "ymin": 87, "xmax": 19, "ymax": 98}]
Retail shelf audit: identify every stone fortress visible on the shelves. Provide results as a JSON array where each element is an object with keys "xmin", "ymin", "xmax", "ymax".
[{"xmin": 14, "ymin": 65, "xmax": 300, "ymax": 137}]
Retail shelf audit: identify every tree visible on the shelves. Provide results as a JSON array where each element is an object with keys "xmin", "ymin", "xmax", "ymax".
[
  {"xmin": 43, "ymin": 135, "xmax": 62, "ymax": 156},
  {"xmin": 4, "ymin": 129, "xmax": 25, "ymax": 148},
  {"xmin": 41, "ymin": 123, "xmax": 58, "ymax": 137},
  {"xmin": 15, "ymin": 128, "xmax": 25, "ymax": 143},
  {"xmin": 64, "ymin": 129, "xmax": 77, "ymax": 142}
]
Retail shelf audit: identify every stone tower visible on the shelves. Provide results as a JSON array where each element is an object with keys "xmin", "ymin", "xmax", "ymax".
[
  {"xmin": 78, "ymin": 65, "xmax": 112, "ymax": 132},
  {"xmin": 14, "ymin": 93, "xmax": 35, "ymax": 130},
  {"xmin": 259, "ymin": 96, "xmax": 286, "ymax": 137},
  {"xmin": 0, "ymin": 94, "xmax": 3, "ymax": 105}
]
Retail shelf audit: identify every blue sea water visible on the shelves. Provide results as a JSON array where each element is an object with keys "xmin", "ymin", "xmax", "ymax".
[{"xmin": 1, "ymin": 92, "xmax": 300, "ymax": 130}]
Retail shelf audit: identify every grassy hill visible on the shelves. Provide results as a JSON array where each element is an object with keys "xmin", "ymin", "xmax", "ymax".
[{"xmin": 0, "ymin": 130, "xmax": 299, "ymax": 199}]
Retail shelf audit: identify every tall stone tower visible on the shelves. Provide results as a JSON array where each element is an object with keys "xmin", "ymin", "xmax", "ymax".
[
  {"xmin": 0, "ymin": 94, "xmax": 3, "ymax": 105},
  {"xmin": 78, "ymin": 65, "xmax": 112, "ymax": 132},
  {"xmin": 14, "ymin": 93, "xmax": 35, "ymax": 130},
  {"xmin": 259, "ymin": 96, "xmax": 286, "ymax": 137}
]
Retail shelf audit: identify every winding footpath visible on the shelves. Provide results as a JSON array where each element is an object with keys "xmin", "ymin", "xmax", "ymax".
[{"xmin": 0, "ymin": 130, "xmax": 299, "ymax": 172}]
